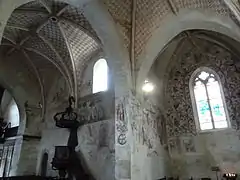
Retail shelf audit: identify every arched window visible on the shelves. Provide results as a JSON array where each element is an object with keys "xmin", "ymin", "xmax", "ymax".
[
  {"xmin": 190, "ymin": 67, "xmax": 230, "ymax": 131},
  {"xmin": 1, "ymin": 90, "xmax": 19, "ymax": 128},
  {"xmin": 92, "ymin": 58, "xmax": 108, "ymax": 93}
]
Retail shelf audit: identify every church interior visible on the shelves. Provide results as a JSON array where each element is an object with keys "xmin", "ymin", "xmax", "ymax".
[{"xmin": 0, "ymin": 0, "xmax": 240, "ymax": 179}]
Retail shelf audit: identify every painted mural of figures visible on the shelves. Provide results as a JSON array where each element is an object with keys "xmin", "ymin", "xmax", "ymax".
[
  {"xmin": 182, "ymin": 138, "xmax": 196, "ymax": 153},
  {"xmin": 89, "ymin": 102, "xmax": 95, "ymax": 121},
  {"xmin": 116, "ymin": 101, "xmax": 125, "ymax": 122},
  {"xmin": 89, "ymin": 101, "xmax": 103, "ymax": 121},
  {"xmin": 116, "ymin": 99, "xmax": 128, "ymax": 145},
  {"xmin": 78, "ymin": 100, "xmax": 104, "ymax": 123},
  {"xmin": 86, "ymin": 101, "xmax": 92, "ymax": 121},
  {"xmin": 78, "ymin": 102, "xmax": 89, "ymax": 122}
]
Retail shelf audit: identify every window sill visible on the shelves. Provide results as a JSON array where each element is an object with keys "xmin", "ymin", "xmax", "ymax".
[{"xmin": 197, "ymin": 127, "xmax": 234, "ymax": 134}]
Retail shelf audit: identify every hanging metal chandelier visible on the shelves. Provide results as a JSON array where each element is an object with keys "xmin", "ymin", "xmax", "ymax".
[{"xmin": 53, "ymin": 96, "xmax": 79, "ymax": 129}]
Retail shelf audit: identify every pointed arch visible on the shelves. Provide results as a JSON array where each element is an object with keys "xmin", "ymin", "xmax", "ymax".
[
  {"xmin": 136, "ymin": 9, "xmax": 240, "ymax": 95},
  {"xmin": 189, "ymin": 67, "xmax": 230, "ymax": 131}
]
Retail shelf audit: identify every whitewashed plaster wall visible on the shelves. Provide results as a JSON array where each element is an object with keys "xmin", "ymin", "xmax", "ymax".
[
  {"xmin": 79, "ymin": 59, "xmax": 95, "ymax": 97},
  {"xmin": 0, "ymin": 51, "xmax": 45, "ymax": 176},
  {"xmin": 79, "ymin": 52, "xmax": 102, "ymax": 97},
  {"xmin": 168, "ymin": 130, "xmax": 240, "ymax": 179},
  {"xmin": 0, "ymin": 1, "xmax": 131, "ymax": 178},
  {"xmin": 162, "ymin": 38, "xmax": 240, "ymax": 179},
  {"xmin": 125, "ymin": 93, "xmax": 169, "ymax": 180},
  {"xmin": 79, "ymin": 52, "xmax": 113, "ymax": 98},
  {"xmin": 38, "ymin": 119, "xmax": 115, "ymax": 180},
  {"xmin": 16, "ymin": 137, "xmax": 41, "ymax": 176},
  {"xmin": 37, "ymin": 75, "xmax": 115, "ymax": 180}
]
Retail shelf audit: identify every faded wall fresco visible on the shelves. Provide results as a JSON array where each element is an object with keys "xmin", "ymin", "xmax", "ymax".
[
  {"xmin": 38, "ymin": 119, "xmax": 115, "ymax": 180},
  {"xmin": 129, "ymin": 94, "xmax": 169, "ymax": 180},
  {"xmin": 164, "ymin": 38, "xmax": 240, "ymax": 179},
  {"xmin": 165, "ymin": 39, "xmax": 240, "ymax": 137},
  {"xmin": 77, "ymin": 92, "xmax": 114, "ymax": 124},
  {"xmin": 116, "ymin": 96, "xmax": 128, "ymax": 146},
  {"xmin": 38, "ymin": 77, "xmax": 115, "ymax": 180}
]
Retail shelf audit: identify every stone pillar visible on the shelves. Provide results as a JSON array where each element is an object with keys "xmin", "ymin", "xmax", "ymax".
[
  {"xmin": 115, "ymin": 93, "xmax": 132, "ymax": 180},
  {"xmin": 16, "ymin": 136, "xmax": 41, "ymax": 175},
  {"xmin": 82, "ymin": 1, "xmax": 133, "ymax": 179}
]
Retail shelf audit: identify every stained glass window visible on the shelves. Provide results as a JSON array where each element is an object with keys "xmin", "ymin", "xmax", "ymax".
[
  {"xmin": 93, "ymin": 58, "xmax": 108, "ymax": 93},
  {"xmin": 191, "ymin": 69, "xmax": 229, "ymax": 131}
]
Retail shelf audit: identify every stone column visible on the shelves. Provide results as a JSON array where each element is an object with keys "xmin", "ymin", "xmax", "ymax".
[
  {"xmin": 115, "ymin": 93, "xmax": 132, "ymax": 180},
  {"xmin": 82, "ymin": 1, "xmax": 133, "ymax": 179}
]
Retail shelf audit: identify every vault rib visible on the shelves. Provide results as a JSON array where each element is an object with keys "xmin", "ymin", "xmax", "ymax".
[
  {"xmin": 5, "ymin": 25, "xmax": 29, "ymax": 31},
  {"xmin": 6, "ymin": 47, "xmax": 16, "ymax": 56},
  {"xmin": 194, "ymin": 35, "xmax": 240, "ymax": 59},
  {"xmin": 57, "ymin": 5, "xmax": 69, "ymax": 16},
  {"xmin": 58, "ymin": 22, "xmax": 78, "ymax": 105},
  {"xmin": 14, "ymin": 8, "xmax": 49, "ymax": 15},
  {"xmin": 38, "ymin": 34, "xmax": 74, "ymax": 95},
  {"xmin": 24, "ymin": 47, "xmax": 72, "ymax": 93},
  {"xmin": 2, "ymin": 36, "xmax": 16, "ymax": 45},
  {"xmin": 39, "ymin": 0, "xmax": 52, "ymax": 14},
  {"xmin": 167, "ymin": 0, "xmax": 178, "ymax": 15},
  {"xmin": 36, "ymin": 19, "xmax": 51, "ymax": 33},
  {"xmin": 22, "ymin": 49, "xmax": 46, "ymax": 122},
  {"xmin": 20, "ymin": 36, "xmax": 31, "ymax": 46},
  {"xmin": 59, "ymin": 18, "xmax": 101, "ymax": 45},
  {"xmin": 0, "ymin": 43, "xmax": 14, "ymax": 47}
]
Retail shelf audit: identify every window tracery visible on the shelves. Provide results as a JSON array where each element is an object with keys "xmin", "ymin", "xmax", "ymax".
[{"xmin": 190, "ymin": 68, "xmax": 229, "ymax": 131}]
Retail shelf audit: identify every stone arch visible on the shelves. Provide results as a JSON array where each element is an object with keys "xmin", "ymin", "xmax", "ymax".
[
  {"xmin": 0, "ymin": 0, "xmax": 132, "ymax": 98},
  {"xmin": 0, "ymin": 76, "xmax": 29, "ymax": 177},
  {"xmin": 136, "ymin": 9, "xmax": 240, "ymax": 94},
  {"xmin": 81, "ymin": 1, "xmax": 132, "ymax": 96},
  {"xmin": 0, "ymin": 77, "xmax": 27, "ymax": 135}
]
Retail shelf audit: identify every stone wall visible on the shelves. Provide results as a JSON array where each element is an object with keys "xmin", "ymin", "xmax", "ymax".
[
  {"xmin": 38, "ymin": 119, "xmax": 115, "ymax": 180},
  {"xmin": 79, "ymin": 52, "xmax": 107, "ymax": 98},
  {"xmin": 37, "ymin": 74, "xmax": 115, "ymax": 179},
  {"xmin": 16, "ymin": 137, "xmax": 40, "ymax": 175},
  {"xmin": 164, "ymin": 38, "xmax": 240, "ymax": 179},
  {"xmin": 127, "ymin": 94, "xmax": 169, "ymax": 180},
  {"xmin": 0, "ymin": 51, "xmax": 46, "ymax": 177}
]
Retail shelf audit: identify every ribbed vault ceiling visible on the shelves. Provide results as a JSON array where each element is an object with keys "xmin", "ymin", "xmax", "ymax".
[
  {"xmin": 153, "ymin": 30, "xmax": 240, "ymax": 79},
  {"xmin": 1, "ymin": 0, "xmax": 102, "ymax": 99}
]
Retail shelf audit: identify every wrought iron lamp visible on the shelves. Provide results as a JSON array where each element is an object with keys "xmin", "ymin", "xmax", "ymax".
[
  {"xmin": 53, "ymin": 96, "xmax": 78, "ymax": 129},
  {"xmin": 52, "ymin": 96, "xmax": 81, "ymax": 179}
]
